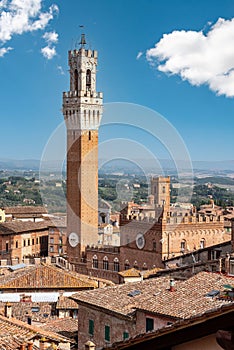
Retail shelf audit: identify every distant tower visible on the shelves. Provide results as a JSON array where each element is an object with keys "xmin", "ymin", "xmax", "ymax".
[
  {"xmin": 151, "ymin": 176, "xmax": 170, "ymax": 214},
  {"xmin": 62, "ymin": 34, "xmax": 103, "ymax": 264}
]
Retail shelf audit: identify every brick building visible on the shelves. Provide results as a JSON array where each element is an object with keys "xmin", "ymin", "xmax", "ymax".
[
  {"xmin": 84, "ymin": 213, "xmax": 229, "ymax": 283},
  {"xmin": 103, "ymin": 304, "xmax": 234, "ymax": 350},
  {"xmin": 48, "ymin": 217, "xmax": 67, "ymax": 257},
  {"xmin": 0, "ymin": 221, "xmax": 49, "ymax": 263},
  {"xmin": 71, "ymin": 271, "xmax": 234, "ymax": 350},
  {"xmin": 60, "ymin": 38, "xmax": 232, "ymax": 285}
]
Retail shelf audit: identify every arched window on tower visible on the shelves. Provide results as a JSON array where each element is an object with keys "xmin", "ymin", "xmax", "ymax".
[
  {"xmin": 86, "ymin": 69, "xmax": 91, "ymax": 90},
  {"xmin": 74, "ymin": 69, "xmax": 78, "ymax": 91}
]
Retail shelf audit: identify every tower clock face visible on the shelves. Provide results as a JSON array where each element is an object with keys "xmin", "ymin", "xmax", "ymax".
[
  {"xmin": 136, "ymin": 233, "xmax": 145, "ymax": 250},
  {"xmin": 68, "ymin": 232, "xmax": 79, "ymax": 247}
]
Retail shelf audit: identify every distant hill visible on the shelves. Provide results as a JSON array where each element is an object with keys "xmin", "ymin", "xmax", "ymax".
[
  {"xmin": 0, "ymin": 158, "xmax": 40, "ymax": 170},
  {"xmin": 0, "ymin": 158, "xmax": 234, "ymax": 173}
]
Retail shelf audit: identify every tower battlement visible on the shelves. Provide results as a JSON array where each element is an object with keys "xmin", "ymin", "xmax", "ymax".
[
  {"xmin": 63, "ymin": 91, "xmax": 103, "ymax": 99},
  {"xmin": 68, "ymin": 49, "xmax": 98, "ymax": 60}
]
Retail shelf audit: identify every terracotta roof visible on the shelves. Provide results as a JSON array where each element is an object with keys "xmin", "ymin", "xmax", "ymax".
[
  {"xmin": 72, "ymin": 272, "xmax": 234, "ymax": 320},
  {"xmin": 0, "ymin": 264, "xmax": 97, "ymax": 290},
  {"xmin": 4, "ymin": 301, "xmax": 54, "ymax": 323},
  {"xmin": 0, "ymin": 221, "xmax": 49, "ymax": 235},
  {"xmin": 104, "ymin": 303, "xmax": 234, "ymax": 350},
  {"xmin": 3, "ymin": 206, "xmax": 47, "ymax": 215},
  {"xmin": 142, "ymin": 267, "xmax": 163, "ymax": 279},
  {"xmin": 56, "ymin": 296, "xmax": 78, "ymax": 309},
  {"xmin": 39, "ymin": 317, "xmax": 78, "ymax": 335},
  {"xmin": 47, "ymin": 216, "xmax": 67, "ymax": 228},
  {"xmin": 0, "ymin": 314, "xmax": 71, "ymax": 349},
  {"xmin": 118, "ymin": 268, "xmax": 141, "ymax": 278}
]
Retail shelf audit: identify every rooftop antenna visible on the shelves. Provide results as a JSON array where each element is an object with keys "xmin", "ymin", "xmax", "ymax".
[{"xmin": 79, "ymin": 25, "xmax": 86, "ymax": 48}]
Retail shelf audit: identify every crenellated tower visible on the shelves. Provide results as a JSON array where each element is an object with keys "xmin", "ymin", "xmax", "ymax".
[{"xmin": 63, "ymin": 34, "xmax": 103, "ymax": 264}]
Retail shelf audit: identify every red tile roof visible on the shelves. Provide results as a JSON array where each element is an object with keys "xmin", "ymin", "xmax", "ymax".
[
  {"xmin": 0, "ymin": 314, "xmax": 72, "ymax": 349},
  {"xmin": 0, "ymin": 221, "xmax": 49, "ymax": 234},
  {"xmin": 0, "ymin": 264, "xmax": 97, "ymax": 290},
  {"xmin": 72, "ymin": 272, "xmax": 234, "ymax": 320},
  {"xmin": 4, "ymin": 206, "xmax": 47, "ymax": 215}
]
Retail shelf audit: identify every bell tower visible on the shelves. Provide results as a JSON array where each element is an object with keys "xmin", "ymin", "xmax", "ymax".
[{"xmin": 62, "ymin": 34, "xmax": 103, "ymax": 264}]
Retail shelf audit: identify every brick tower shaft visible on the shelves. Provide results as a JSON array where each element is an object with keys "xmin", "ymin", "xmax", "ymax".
[{"xmin": 62, "ymin": 38, "xmax": 103, "ymax": 264}]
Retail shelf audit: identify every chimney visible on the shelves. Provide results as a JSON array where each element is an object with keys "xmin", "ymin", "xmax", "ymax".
[
  {"xmin": 39, "ymin": 338, "xmax": 47, "ymax": 350},
  {"xmin": 20, "ymin": 345, "xmax": 26, "ymax": 350},
  {"xmin": 225, "ymin": 253, "xmax": 230, "ymax": 275},
  {"xmin": 4, "ymin": 302, "xmax": 12, "ymax": 318},
  {"xmin": 85, "ymin": 340, "xmax": 96, "ymax": 350},
  {"xmin": 169, "ymin": 278, "xmax": 175, "ymax": 292},
  {"xmin": 28, "ymin": 341, "xmax": 33, "ymax": 350}
]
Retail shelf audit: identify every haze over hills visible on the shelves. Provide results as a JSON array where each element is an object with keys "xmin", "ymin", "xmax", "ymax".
[{"xmin": 0, "ymin": 158, "xmax": 234, "ymax": 174}]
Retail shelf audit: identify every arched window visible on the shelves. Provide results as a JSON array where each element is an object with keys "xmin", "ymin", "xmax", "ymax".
[
  {"xmin": 113, "ymin": 258, "xmax": 119, "ymax": 272},
  {"xmin": 74, "ymin": 69, "xmax": 78, "ymax": 91},
  {"xmin": 92, "ymin": 255, "xmax": 98, "ymax": 269},
  {"xmin": 89, "ymin": 131, "xmax": 91, "ymax": 141},
  {"xmin": 142, "ymin": 262, "xmax": 148, "ymax": 270},
  {"xmin": 103, "ymin": 256, "xmax": 109, "ymax": 270},
  {"xmin": 124, "ymin": 260, "xmax": 130, "ymax": 270},
  {"xmin": 133, "ymin": 260, "xmax": 138, "ymax": 269},
  {"xmin": 86, "ymin": 69, "xmax": 91, "ymax": 90},
  {"xmin": 153, "ymin": 240, "xmax": 156, "ymax": 251}
]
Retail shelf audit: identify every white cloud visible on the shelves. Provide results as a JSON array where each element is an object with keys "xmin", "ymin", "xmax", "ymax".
[
  {"xmin": 41, "ymin": 45, "xmax": 56, "ymax": 60},
  {"xmin": 136, "ymin": 51, "xmax": 143, "ymax": 60},
  {"xmin": 0, "ymin": 0, "xmax": 58, "ymax": 56},
  {"xmin": 57, "ymin": 65, "xmax": 65, "ymax": 75},
  {"xmin": 41, "ymin": 30, "xmax": 58, "ymax": 60},
  {"xmin": 43, "ymin": 31, "xmax": 58, "ymax": 44},
  {"xmin": 146, "ymin": 18, "xmax": 234, "ymax": 97},
  {"xmin": 0, "ymin": 46, "xmax": 12, "ymax": 56}
]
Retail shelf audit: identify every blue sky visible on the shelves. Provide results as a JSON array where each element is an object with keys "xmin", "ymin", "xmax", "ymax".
[{"xmin": 1, "ymin": 0, "xmax": 234, "ymax": 162}]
